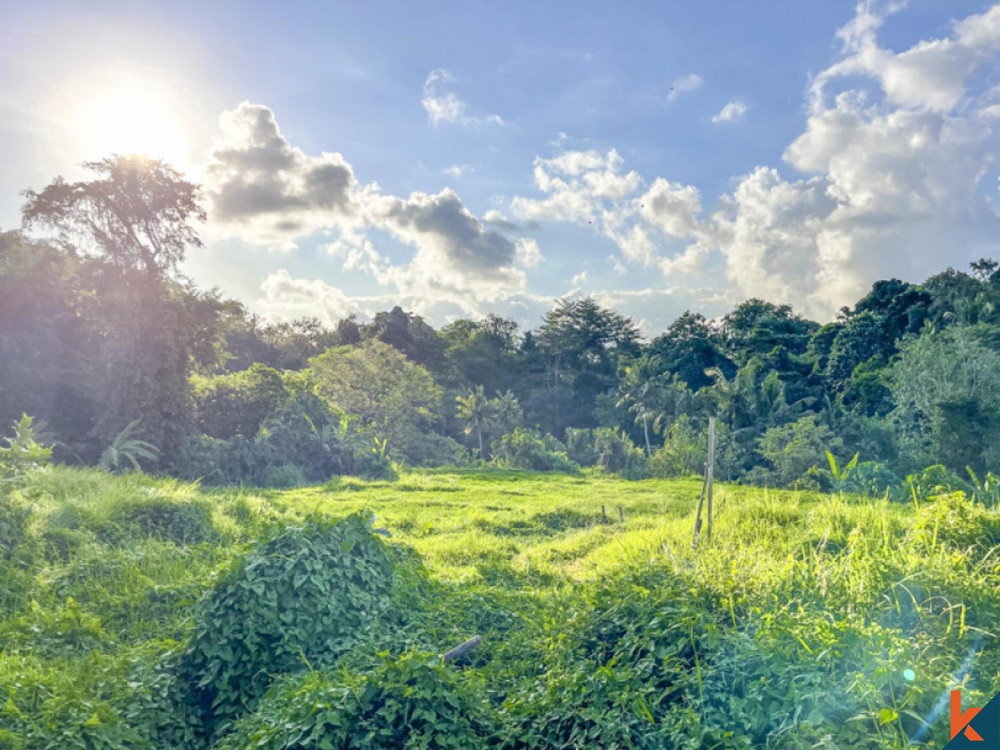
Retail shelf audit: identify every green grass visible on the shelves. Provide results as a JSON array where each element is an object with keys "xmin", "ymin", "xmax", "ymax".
[{"xmin": 1, "ymin": 465, "xmax": 999, "ymax": 748}]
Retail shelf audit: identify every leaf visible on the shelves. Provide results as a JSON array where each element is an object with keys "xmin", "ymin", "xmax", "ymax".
[{"xmin": 876, "ymin": 708, "xmax": 898, "ymax": 726}]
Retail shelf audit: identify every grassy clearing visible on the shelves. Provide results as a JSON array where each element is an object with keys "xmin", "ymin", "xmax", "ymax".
[{"xmin": 1, "ymin": 466, "xmax": 998, "ymax": 748}]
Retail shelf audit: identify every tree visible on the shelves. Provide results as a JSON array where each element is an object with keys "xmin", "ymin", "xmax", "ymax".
[
  {"xmin": 534, "ymin": 297, "xmax": 640, "ymax": 432},
  {"xmin": 22, "ymin": 155, "xmax": 204, "ymax": 278},
  {"xmin": 309, "ymin": 341, "xmax": 441, "ymax": 452},
  {"xmin": 456, "ymin": 385, "xmax": 494, "ymax": 456},
  {"xmin": 889, "ymin": 325, "xmax": 1000, "ymax": 475}
]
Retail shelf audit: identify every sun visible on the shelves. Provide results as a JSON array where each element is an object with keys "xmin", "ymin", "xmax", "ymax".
[{"xmin": 68, "ymin": 72, "xmax": 191, "ymax": 169}]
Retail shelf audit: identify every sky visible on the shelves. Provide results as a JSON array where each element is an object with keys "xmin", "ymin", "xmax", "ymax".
[{"xmin": 2, "ymin": 0, "xmax": 1000, "ymax": 335}]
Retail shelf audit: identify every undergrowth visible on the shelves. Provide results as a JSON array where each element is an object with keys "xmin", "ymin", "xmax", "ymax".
[{"xmin": 0, "ymin": 465, "xmax": 997, "ymax": 748}]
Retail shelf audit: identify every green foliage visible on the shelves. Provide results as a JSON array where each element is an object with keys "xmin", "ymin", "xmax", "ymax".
[
  {"xmin": 755, "ymin": 415, "xmax": 842, "ymax": 487},
  {"xmin": 310, "ymin": 340, "xmax": 442, "ymax": 460},
  {"xmin": 179, "ymin": 513, "xmax": 406, "ymax": 731},
  {"xmin": 592, "ymin": 428, "xmax": 649, "ymax": 479},
  {"xmin": 99, "ymin": 419, "xmax": 160, "ymax": 473},
  {"xmin": 490, "ymin": 428, "xmax": 579, "ymax": 473},
  {"xmin": 192, "ymin": 363, "xmax": 289, "ymax": 439},
  {"xmin": 648, "ymin": 415, "xmax": 706, "ymax": 477},
  {"xmin": 354, "ymin": 449, "xmax": 398, "ymax": 481},
  {"xmin": 220, "ymin": 653, "xmax": 495, "ymax": 750},
  {"xmin": 0, "ymin": 414, "xmax": 52, "ymax": 487}
]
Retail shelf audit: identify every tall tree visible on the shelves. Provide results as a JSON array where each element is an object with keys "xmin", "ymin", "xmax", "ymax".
[{"xmin": 22, "ymin": 155, "xmax": 204, "ymax": 278}]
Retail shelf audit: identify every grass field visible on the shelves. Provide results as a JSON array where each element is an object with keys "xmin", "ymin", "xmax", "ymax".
[{"xmin": 2, "ymin": 467, "xmax": 999, "ymax": 748}]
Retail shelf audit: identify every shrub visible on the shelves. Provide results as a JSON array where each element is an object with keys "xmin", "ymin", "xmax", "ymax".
[
  {"xmin": 648, "ymin": 415, "xmax": 705, "ymax": 478},
  {"xmin": 179, "ymin": 513, "xmax": 404, "ymax": 733},
  {"xmin": 258, "ymin": 463, "xmax": 306, "ymax": 489},
  {"xmin": 593, "ymin": 428, "xmax": 648, "ymax": 479},
  {"xmin": 354, "ymin": 449, "xmax": 397, "ymax": 481},
  {"xmin": 102, "ymin": 494, "xmax": 215, "ymax": 545},
  {"xmin": 757, "ymin": 415, "xmax": 842, "ymax": 487},
  {"xmin": 219, "ymin": 653, "xmax": 495, "ymax": 750},
  {"xmin": 490, "ymin": 428, "xmax": 579, "ymax": 473},
  {"xmin": 564, "ymin": 427, "xmax": 597, "ymax": 466}
]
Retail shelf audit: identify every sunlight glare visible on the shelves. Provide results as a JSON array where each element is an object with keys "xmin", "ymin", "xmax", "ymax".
[{"xmin": 69, "ymin": 72, "xmax": 191, "ymax": 169}]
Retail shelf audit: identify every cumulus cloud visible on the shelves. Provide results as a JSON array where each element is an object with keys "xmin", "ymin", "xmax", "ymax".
[
  {"xmin": 421, "ymin": 69, "xmax": 504, "ymax": 126},
  {"xmin": 668, "ymin": 73, "xmax": 703, "ymax": 102},
  {"xmin": 205, "ymin": 102, "xmax": 360, "ymax": 250},
  {"xmin": 257, "ymin": 270, "xmax": 383, "ymax": 324},
  {"xmin": 205, "ymin": 102, "xmax": 535, "ymax": 316},
  {"xmin": 712, "ymin": 100, "xmax": 747, "ymax": 123},
  {"xmin": 443, "ymin": 164, "xmax": 472, "ymax": 178},
  {"xmin": 508, "ymin": 2, "xmax": 1000, "ymax": 319}
]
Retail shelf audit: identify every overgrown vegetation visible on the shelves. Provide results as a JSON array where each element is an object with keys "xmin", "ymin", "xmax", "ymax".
[{"xmin": 0, "ymin": 457, "xmax": 997, "ymax": 748}]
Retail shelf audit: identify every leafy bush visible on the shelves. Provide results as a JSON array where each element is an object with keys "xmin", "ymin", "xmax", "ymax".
[
  {"xmin": 900, "ymin": 464, "xmax": 973, "ymax": 502},
  {"xmin": 564, "ymin": 427, "xmax": 597, "ymax": 466},
  {"xmin": 841, "ymin": 461, "xmax": 901, "ymax": 498},
  {"xmin": 102, "ymin": 494, "xmax": 216, "ymax": 545},
  {"xmin": 756, "ymin": 415, "xmax": 842, "ymax": 487},
  {"xmin": 258, "ymin": 463, "xmax": 307, "ymax": 489},
  {"xmin": 648, "ymin": 415, "xmax": 705, "ymax": 478},
  {"xmin": 179, "ymin": 513, "xmax": 405, "ymax": 732},
  {"xmin": 0, "ymin": 414, "xmax": 52, "ymax": 489},
  {"xmin": 593, "ymin": 428, "xmax": 648, "ymax": 479},
  {"xmin": 354, "ymin": 449, "xmax": 398, "ymax": 481},
  {"xmin": 219, "ymin": 653, "xmax": 495, "ymax": 750},
  {"xmin": 490, "ymin": 428, "xmax": 579, "ymax": 473}
]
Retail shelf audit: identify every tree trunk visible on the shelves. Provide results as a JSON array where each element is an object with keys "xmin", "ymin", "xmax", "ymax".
[{"xmin": 642, "ymin": 417, "xmax": 651, "ymax": 456}]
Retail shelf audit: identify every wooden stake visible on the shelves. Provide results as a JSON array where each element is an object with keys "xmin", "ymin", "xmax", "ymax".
[
  {"xmin": 601, "ymin": 505, "xmax": 607, "ymax": 520},
  {"xmin": 691, "ymin": 470, "xmax": 707, "ymax": 547},
  {"xmin": 618, "ymin": 505, "xmax": 624, "ymax": 523},
  {"xmin": 706, "ymin": 416, "xmax": 716, "ymax": 544}
]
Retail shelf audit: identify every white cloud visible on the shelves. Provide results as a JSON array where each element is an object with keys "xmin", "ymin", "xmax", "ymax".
[
  {"xmin": 204, "ymin": 102, "xmax": 361, "ymax": 251},
  {"xmin": 506, "ymin": 2, "xmax": 1000, "ymax": 320},
  {"xmin": 668, "ymin": 73, "xmax": 703, "ymax": 102},
  {"xmin": 205, "ymin": 102, "xmax": 535, "ymax": 316},
  {"xmin": 712, "ymin": 100, "xmax": 747, "ymax": 123},
  {"xmin": 571, "ymin": 270, "xmax": 588, "ymax": 286},
  {"xmin": 443, "ymin": 164, "xmax": 472, "ymax": 178},
  {"xmin": 421, "ymin": 68, "xmax": 504, "ymax": 127},
  {"xmin": 257, "ymin": 269, "xmax": 383, "ymax": 324}
]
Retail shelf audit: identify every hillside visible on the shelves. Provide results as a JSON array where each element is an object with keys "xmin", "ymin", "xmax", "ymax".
[{"xmin": 1, "ymin": 467, "xmax": 998, "ymax": 748}]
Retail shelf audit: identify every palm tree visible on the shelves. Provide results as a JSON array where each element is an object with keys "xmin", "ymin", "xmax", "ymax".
[
  {"xmin": 456, "ymin": 386, "xmax": 495, "ymax": 456},
  {"xmin": 99, "ymin": 419, "xmax": 160, "ymax": 472}
]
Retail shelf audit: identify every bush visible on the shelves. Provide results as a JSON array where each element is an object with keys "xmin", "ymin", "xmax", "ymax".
[
  {"xmin": 354, "ymin": 449, "xmax": 398, "ymax": 481},
  {"xmin": 648, "ymin": 415, "xmax": 705, "ymax": 478},
  {"xmin": 564, "ymin": 427, "xmax": 597, "ymax": 467},
  {"xmin": 258, "ymin": 463, "xmax": 306, "ymax": 489},
  {"xmin": 179, "ymin": 513, "xmax": 404, "ymax": 733},
  {"xmin": 219, "ymin": 653, "xmax": 495, "ymax": 750},
  {"xmin": 757, "ymin": 415, "xmax": 841, "ymax": 487},
  {"xmin": 102, "ymin": 494, "xmax": 215, "ymax": 545},
  {"xmin": 490, "ymin": 428, "xmax": 579, "ymax": 473},
  {"xmin": 593, "ymin": 428, "xmax": 648, "ymax": 479}
]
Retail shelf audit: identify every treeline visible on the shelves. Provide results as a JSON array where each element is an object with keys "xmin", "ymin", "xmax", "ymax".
[{"xmin": 4, "ymin": 156, "xmax": 1000, "ymax": 493}]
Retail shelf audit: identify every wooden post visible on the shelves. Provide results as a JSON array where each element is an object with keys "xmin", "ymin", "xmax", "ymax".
[
  {"xmin": 601, "ymin": 505, "xmax": 607, "ymax": 520},
  {"xmin": 691, "ymin": 469, "xmax": 707, "ymax": 547},
  {"xmin": 706, "ymin": 416, "xmax": 716, "ymax": 544},
  {"xmin": 618, "ymin": 505, "xmax": 624, "ymax": 523}
]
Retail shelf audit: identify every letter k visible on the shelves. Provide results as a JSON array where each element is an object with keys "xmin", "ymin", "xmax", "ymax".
[{"xmin": 951, "ymin": 690, "xmax": 984, "ymax": 741}]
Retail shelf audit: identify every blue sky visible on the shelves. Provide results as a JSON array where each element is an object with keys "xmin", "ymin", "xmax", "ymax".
[{"xmin": 2, "ymin": 0, "xmax": 1000, "ymax": 334}]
